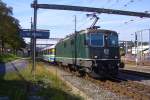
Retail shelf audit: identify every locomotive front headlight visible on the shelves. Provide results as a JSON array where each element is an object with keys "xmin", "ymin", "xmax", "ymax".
[
  {"xmin": 94, "ymin": 56, "xmax": 98, "ymax": 59},
  {"xmin": 115, "ymin": 56, "xmax": 118, "ymax": 59}
]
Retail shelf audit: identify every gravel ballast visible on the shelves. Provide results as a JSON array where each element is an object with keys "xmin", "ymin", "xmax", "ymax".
[{"xmin": 45, "ymin": 64, "xmax": 132, "ymax": 100}]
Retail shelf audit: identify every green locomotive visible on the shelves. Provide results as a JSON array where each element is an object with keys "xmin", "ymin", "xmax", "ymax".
[{"xmin": 55, "ymin": 28, "xmax": 121, "ymax": 78}]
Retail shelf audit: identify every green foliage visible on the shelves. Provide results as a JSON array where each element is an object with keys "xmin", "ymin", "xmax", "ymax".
[
  {"xmin": 0, "ymin": 62, "xmax": 82, "ymax": 100},
  {"xmin": 0, "ymin": 0, "xmax": 26, "ymax": 53},
  {"xmin": 0, "ymin": 53, "xmax": 20, "ymax": 62}
]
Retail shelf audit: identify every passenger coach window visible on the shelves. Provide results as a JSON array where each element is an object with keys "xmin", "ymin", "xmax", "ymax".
[
  {"xmin": 108, "ymin": 33, "xmax": 118, "ymax": 47},
  {"xmin": 90, "ymin": 33, "xmax": 104, "ymax": 47}
]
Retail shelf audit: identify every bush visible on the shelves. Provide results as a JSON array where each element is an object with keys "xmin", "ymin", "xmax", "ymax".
[{"xmin": 0, "ymin": 54, "xmax": 20, "ymax": 63}]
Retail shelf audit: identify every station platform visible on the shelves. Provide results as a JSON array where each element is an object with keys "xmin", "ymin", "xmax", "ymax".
[{"xmin": 123, "ymin": 64, "xmax": 150, "ymax": 74}]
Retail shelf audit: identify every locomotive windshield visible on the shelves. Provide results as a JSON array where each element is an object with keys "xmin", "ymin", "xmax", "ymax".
[
  {"xmin": 86, "ymin": 33, "xmax": 104, "ymax": 47},
  {"xmin": 107, "ymin": 33, "xmax": 118, "ymax": 47},
  {"xmin": 86, "ymin": 32, "xmax": 118, "ymax": 47}
]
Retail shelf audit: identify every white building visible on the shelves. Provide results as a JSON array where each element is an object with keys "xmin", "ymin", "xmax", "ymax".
[{"xmin": 132, "ymin": 45, "xmax": 149, "ymax": 55}]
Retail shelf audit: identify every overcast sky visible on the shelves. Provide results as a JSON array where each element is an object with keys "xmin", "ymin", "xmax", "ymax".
[{"xmin": 4, "ymin": 0, "xmax": 150, "ymax": 42}]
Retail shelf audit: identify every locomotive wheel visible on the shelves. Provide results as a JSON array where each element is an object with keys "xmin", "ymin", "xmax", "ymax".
[
  {"xmin": 69, "ymin": 67, "xmax": 73, "ymax": 72},
  {"xmin": 71, "ymin": 65, "xmax": 78, "ymax": 72},
  {"xmin": 89, "ymin": 67, "xmax": 103, "ymax": 79},
  {"xmin": 78, "ymin": 69, "xmax": 86, "ymax": 77}
]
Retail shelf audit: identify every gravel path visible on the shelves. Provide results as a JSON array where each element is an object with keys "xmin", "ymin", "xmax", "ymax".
[
  {"xmin": 44, "ymin": 63, "xmax": 132, "ymax": 100},
  {"xmin": 63, "ymin": 75, "xmax": 131, "ymax": 100},
  {"xmin": 0, "ymin": 59, "xmax": 28, "ymax": 74}
]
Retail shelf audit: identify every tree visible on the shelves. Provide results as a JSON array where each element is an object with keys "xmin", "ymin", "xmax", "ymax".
[
  {"xmin": 0, "ymin": 0, "xmax": 26, "ymax": 54},
  {"xmin": 0, "ymin": 0, "xmax": 12, "ymax": 53}
]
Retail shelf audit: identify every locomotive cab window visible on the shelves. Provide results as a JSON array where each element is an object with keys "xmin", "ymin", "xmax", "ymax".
[
  {"xmin": 107, "ymin": 33, "xmax": 118, "ymax": 47},
  {"xmin": 87, "ymin": 33, "xmax": 104, "ymax": 47}
]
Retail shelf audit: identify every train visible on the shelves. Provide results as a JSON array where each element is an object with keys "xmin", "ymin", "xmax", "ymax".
[
  {"xmin": 39, "ymin": 28, "xmax": 123, "ymax": 78},
  {"xmin": 39, "ymin": 45, "xmax": 55, "ymax": 63}
]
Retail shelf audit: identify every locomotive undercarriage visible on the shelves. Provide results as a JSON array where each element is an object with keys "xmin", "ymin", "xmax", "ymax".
[
  {"xmin": 77, "ymin": 59, "xmax": 119, "ymax": 78},
  {"xmin": 91, "ymin": 60, "xmax": 119, "ymax": 78},
  {"xmin": 57, "ymin": 59, "xmax": 120, "ymax": 78}
]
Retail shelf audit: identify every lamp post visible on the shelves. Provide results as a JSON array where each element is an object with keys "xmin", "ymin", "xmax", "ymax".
[
  {"xmin": 131, "ymin": 33, "xmax": 134, "ymax": 55},
  {"xmin": 141, "ymin": 31, "xmax": 143, "ymax": 63},
  {"xmin": 131, "ymin": 33, "xmax": 138, "ymax": 66},
  {"xmin": 135, "ymin": 32, "xmax": 138, "ymax": 67}
]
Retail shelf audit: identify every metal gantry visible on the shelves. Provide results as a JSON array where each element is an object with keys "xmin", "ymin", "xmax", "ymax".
[{"xmin": 31, "ymin": 3, "xmax": 150, "ymax": 18}]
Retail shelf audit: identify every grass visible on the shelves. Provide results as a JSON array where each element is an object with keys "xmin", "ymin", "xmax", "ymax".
[
  {"xmin": 0, "ymin": 53, "xmax": 20, "ymax": 63},
  {"xmin": 0, "ymin": 61, "xmax": 82, "ymax": 100}
]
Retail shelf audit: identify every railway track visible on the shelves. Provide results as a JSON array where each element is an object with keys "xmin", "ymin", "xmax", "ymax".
[
  {"xmin": 120, "ymin": 69, "xmax": 150, "ymax": 78},
  {"xmin": 86, "ymin": 76, "xmax": 150, "ymax": 100},
  {"xmin": 43, "ymin": 61, "xmax": 150, "ymax": 100},
  {"xmin": 57, "ymin": 65, "xmax": 150, "ymax": 100}
]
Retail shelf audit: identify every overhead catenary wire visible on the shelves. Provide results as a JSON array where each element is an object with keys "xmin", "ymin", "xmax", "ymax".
[
  {"xmin": 104, "ymin": 0, "xmax": 121, "ymax": 8},
  {"xmin": 106, "ymin": 0, "xmax": 142, "ymax": 10},
  {"xmin": 101, "ymin": 0, "xmax": 114, "ymax": 8},
  {"xmin": 124, "ymin": 0, "xmax": 134, "ymax": 7},
  {"xmin": 110, "ymin": 16, "xmax": 149, "ymax": 28},
  {"xmin": 125, "ymin": 0, "xmax": 143, "ymax": 7},
  {"xmin": 123, "ymin": 17, "xmax": 150, "ymax": 25},
  {"xmin": 122, "ymin": 0, "xmax": 143, "ymax": 9},
  {"xmin": 102, "ymin": 0, "xmax": 116, "ymax": 8},
  {"xmin": 77, "ymin": 12, "xmax": 149, "ymax": 30}
]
